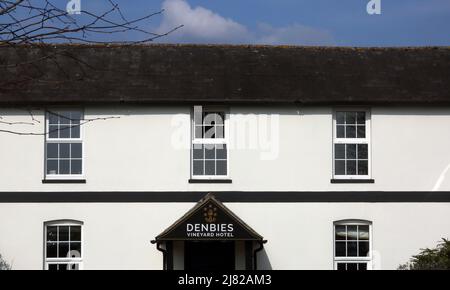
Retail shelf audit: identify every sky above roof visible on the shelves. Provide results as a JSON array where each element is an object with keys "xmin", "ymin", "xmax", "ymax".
[
  {"xmin": 135, "ymin": 0, "xmax": 450, "ymax": 46},
  {"xmin": 31, "ymin": 0, "xmax": 450, "ymax": 46}
]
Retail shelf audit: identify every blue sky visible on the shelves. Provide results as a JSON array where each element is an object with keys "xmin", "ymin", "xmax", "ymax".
[
  {"xmin": 59, "ymin": 0, "xmax": 450, "ymax": 46},
  {"xmin": 113, "ymin": 0, "xmax": 450, "ymax": 46}
]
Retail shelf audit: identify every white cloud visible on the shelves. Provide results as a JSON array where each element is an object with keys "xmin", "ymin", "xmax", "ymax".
[
  {"xmin": 156, "ymin": 0, "xmax": 334, "ymax": 45},
  {"xmin": 157, "ymin": 0, "xmax": 249, "ymax": 43},
  {"xmin": 255, "ymin": 23, "xmax": 334, "ymax": 46}
]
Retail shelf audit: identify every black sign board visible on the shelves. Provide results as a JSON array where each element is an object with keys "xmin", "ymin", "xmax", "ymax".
[{"xmin": 154, "ymin": 193, "xmax": 263, "ymax": 241}]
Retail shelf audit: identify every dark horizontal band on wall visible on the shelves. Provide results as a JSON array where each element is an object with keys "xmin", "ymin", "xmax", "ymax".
[
  {"xmin": 188, "ymin": 179, "xmax": 232, "ymax": 184},
  {"xmin": 42, "ymin": 179, "xmax": 86, "ymax": 184},
  {"xmin": 331, "ymin": 179, "xmax": 375, "ymax": 184},
  {"xmin": 0, "ymin": 191, "xmax": 449, "ymax": 203}
]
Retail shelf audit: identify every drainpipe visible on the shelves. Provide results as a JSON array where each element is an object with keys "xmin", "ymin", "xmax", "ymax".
[
  {"xmin": 253, "ymin": 240, "xmax": 267, "ymax": 270},
  {"xmin": 153, "ymin": 241, "xmax": 168, "ymax": 270}
]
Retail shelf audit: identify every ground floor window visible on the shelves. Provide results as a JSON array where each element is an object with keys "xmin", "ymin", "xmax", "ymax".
[
  {"xmin": 44, "ymin": 220, "xmax": 83, "ymax": 270},
  {"xmin": 334, "ymin": 220, "xmax": 372, "ymax": 270}
]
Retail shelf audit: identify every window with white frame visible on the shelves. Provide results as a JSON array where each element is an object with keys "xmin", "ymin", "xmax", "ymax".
[
  {"xmin": 334, "ymin": 220, "xmax": 372, "ymax": 270},
  {"xmin": 191, "ymin": 106, "xmax": 228, "ymax": 178},
  {"xmin": 333, "ymin": 110, "xmax": 370, "ymax": 179},
  {"xmin": 45, "ymin": 220, "xmax": 83, "ymax": 270},
  {"xmin": 45, "ymin": 110, "xmax": 83, "ymax": 178}
]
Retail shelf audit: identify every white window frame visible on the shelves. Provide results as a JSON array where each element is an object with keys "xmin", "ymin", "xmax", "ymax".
[
  {"xmin": 191, "ymin": 106, "xmax": 230, "ymax": 180},
  {"xmin": 44, "ymin": 220, "xmax": 84, "ymax": 270},
  {"xmin": 332, "ymin": 108, "xmax": 371, "ymax": 179},
  {"xmin": 333, "ymin": 220, "xmax": 373, "ymax": 270},
  {"xmin": 45, "ymin": 109, "xmax": 84, "ymax": 180}
]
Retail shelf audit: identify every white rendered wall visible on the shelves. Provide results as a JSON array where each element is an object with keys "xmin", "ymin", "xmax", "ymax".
[
  {"xmin": 0, "ymin": 202, "xmax": 449, "ymax": 270},
  {"xmin": 0, "ymin": 105, "xmax": 450, "ymax": 191}
]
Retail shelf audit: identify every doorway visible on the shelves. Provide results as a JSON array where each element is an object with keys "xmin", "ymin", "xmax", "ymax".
[{"xmin": 184, "ymin": 241, "xmax": 235, "ymax": 271}]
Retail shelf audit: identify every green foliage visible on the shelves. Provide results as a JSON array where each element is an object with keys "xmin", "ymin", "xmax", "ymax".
[
  {"xmin": 0, "ymin": 254, "xmax": 11, "ymax": 270},
  {"xmin": 399, "ymin": 238, "xmax": 450, "ymax": 270}
]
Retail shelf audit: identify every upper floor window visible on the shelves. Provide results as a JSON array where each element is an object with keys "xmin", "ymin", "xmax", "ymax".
[
  {"xmin": 45, "ymin": 110, "xmax": 83, "ymax": 178},
  {"xmin": 191, "ymin": 106, "xmax": 228, "ymax": 178},
  {"xmin": 333, "ymin": 110, "xmax": 370, "ymax": 179},
  {"xmin": 334, "ymin": 220, "xmax": 372, "ymax": 270},
  {"xmin": 45, "ymin": 220, "xmax": 83, "ymax": 270}
]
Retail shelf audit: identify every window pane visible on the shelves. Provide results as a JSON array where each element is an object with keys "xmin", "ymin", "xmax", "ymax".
[
  {"xmin": 358, "ymin": 161, "xmax": 368, "ymax": 175},
  {"xmin": 59, "ymin": 226, "xmax": 69, "ymax": 241},
  {"xmin": 216, "ymin": 160, "xmax": 227, "ymax": 175},
  {"xmin": 47, "ymin": 160, "xmax": 58, "ymax": 175},
  {"xmin": 357, "ymin": 144, "xmax": 368, "ymax": 159},
  {"xmin": 205, "ymin": 145, "xmax": 215, "ymax": 159},
  {"xmin": 334, "ymin": 144, "xmax": 345, "ymax": 159},
  {"xmin": 69, "ymin": 242, "xmax": 81, "ymax": 257},
  {"xmin": 71, "ymin": 160, "xmax": 82, "ymax": 175},
  {"xmin": 60, "ymin": 143, "xmax": 70, "ymax": 158},
  {"xmin": 356, "ymin": 112, "xmax": 366, "ymax": 124},
  {"xmin": 48, "ymin": 264, "xmax": 58, "ymax": 271},
  {"xmin": 214, "ymin": 112, "xmax": 225, "ymax": 126},
  {"xmin": 359, "ymin": 242, "xmax": 370, "ymax": 257},
  {"xmin": 71, "ymin": 124, "xmax": 80, "ymax": 139},
  {"xmin": 346, "ymin": 144, "xmax": 356, "ymax": 159},
  {"xmin": 346, "ymin": 125, "xmax": 356, "ymax": 138},
  {"xmin": 71, "ymin": 143, "xmax": 82, "ymax": 159},
  {"xmin": 347, "ymin": 225, "xmax": 358, "ymax": 240},
  {"xmin": 59, "ymin": 112, "xmax": 71, "ymax": 125},
  {"xmin": 205, "ymin": 160, "xmax": 215, "ymax": 175},
  {"xmin": 59, "ymin": 125, "xmax": 70, "ymax": 138},
  {"xmin": 47, "ymin": 242, "xmax": 57, "ymax": 258},
  {"xmin": 335, "ymin": 241, "xmax": 346, "ymax": 257},
  {"xmin": 47, "ymin": 226, "xmax": 58, "ymax": 242},
  {"xmin": 336, "ymin": 112, "xmax": 345, "ymax": 124},
  {"xmin": 59, "ymin": 160, "xmax": 70, "ymax": 174},
  {"xmin": 215, "ymin": 125, "xmax": 224, "ymax": 138},
  {"xmin": 358, "ymin": 263, "xmax": 367, "ymax": 270},
  {"xmin": 358, "ymin": 225, "xmax": 369, "ymax": 240},
  {"xmin": 347, "ymin": 242, "xmax": 358, "ymax": 257},
  {"xmin": 346, "ymin": 112, "xmax": 356, "ymax": 124},
  {"xmin": 48, "ymin": 125, "xmax": 59, "ymax": 139},
  {"xmin": 337, "ymin": 263, "xmax": 346, "ymax": 271},
  {"xmin": 70, "ymin": 111, "xmax": 82, "ymax": 122},
  {"xmin": 203, "ymin": 113, "xmax": 216, "ymax": 126},
  {"xmin": 347, "ymin": 263, "xmax": 358, "ymax": 271},
  {"xmin": 357, "ymin": 125, "xmax": 366, "ymax": 138},
  {"xmin": 216, "ymin": 144, "xmax": 227, "ymax": 159},
  {"xmin": 335, "ymin": 160, "xmax": 345, "ymax": 175},
  {"xmin": 195, "ymin": 126, "xmax": 203, "ymax": 139},
  {"xmin": 347, "ymin": 160, "xmax": 356, "ymax": 175},
  {"xmin": 58, "ymin": 242, "xmax": 70, "ymax": 258},
  {"xmin": 70, "ymin": 226, "xmax": 81, "ymax": 242},
  {"xmin": 335, "ymin": 225, "xmax": 346, "ymax": 240},
  {"xmin": 193, "ymin": 144, "xmax": 204, "ymax": 159},
  {"xmin": 47, "ymin": 143, "xmax": 58, "ymax": 159},
  {"xmin": 204, "ymin": 125, "xmax": 215, "ymax": 138},
  {"xmin": 48, "ymin": 113, "xmax": 59, "ymax": 125},
  {"xmin": 336, "ymin": 125, "xmax": 345, "ymax": 138},
  {"xmin": 193, "ymin": 161, "xmax": 204, "ymax": 175}
]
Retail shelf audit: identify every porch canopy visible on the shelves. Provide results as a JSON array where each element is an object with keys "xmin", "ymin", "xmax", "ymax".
[{"xmin": 152, "ymin": 193, "xmax": 265, "ymax": 243}]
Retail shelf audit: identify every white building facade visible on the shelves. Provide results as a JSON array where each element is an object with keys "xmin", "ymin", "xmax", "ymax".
[{"xmin": 0, "ymin": 45, "xmax": 449, "ymax": 270}]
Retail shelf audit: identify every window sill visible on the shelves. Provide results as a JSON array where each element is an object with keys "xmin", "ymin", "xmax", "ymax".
[
  {"xmin": 189, "ymin": 179, "xmax": 232, "ymax": 184},
  {"xmin": 42, "ymin": 179, "xmax": 86, "ymax": 184},
  {"xmin": 331, "ymin": 179, "xmax": 374, "ymax": 184}
]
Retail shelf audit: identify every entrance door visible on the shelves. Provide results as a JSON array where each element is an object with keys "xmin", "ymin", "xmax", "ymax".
[{"xmin": 184, "ymin": 241, "xmax": 235, "ymax": 270}]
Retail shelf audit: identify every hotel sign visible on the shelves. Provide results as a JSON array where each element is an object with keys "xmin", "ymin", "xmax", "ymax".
[{"xmin": 154, "ymin": 194, "xmax": 263, "ymax": 241}]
